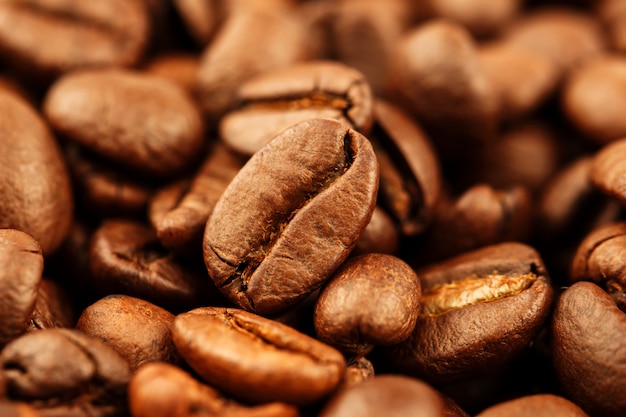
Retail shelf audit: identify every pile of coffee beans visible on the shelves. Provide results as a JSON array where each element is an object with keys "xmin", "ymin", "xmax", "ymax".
[{"xmin": 0, "ymin": 0, "xmax": 625, "ymax": 416}]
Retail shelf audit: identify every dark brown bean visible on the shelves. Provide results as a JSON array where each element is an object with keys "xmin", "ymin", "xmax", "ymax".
[
  {"xmin": 351, "ymin": 206, "xmax": 399, "ymax": 257},
  {"xmin": 44, "ymin": 68, "xmax": 205, "ymax": 179},
  {"xmin": 26, "ymin": 278, "xmax": 74, "ymax": 332},
  {"xmin": 590, "ymin": 137, "xmax": 626, "ymax": 203},
  {"xmin": 476, "ymin": 394, "xmax": 588, "ymax": 417},
  {"xmin": 552, "ymin": 281, "xmax": 626, "ymax": 417},
  {"xmin": 172, "ymin": 307, "xmax": 346, "ymax": 406},
  {"xmin": 0, "ymin": 229, "xmax": 42, "ymax": 346},
  {"xmin": 0, "ymin": 89, "xmax": 73, "ymax": 256},
  {"xmin": 0, "ymin": 328, "xmax": 130, "ymax": 417},
  {"xmin": 204, "ymin": 118, "xmax": 379, "ymax": 315},
  {"xmin": 388, "ymin": 242, "xmax": 553, "ymax": 383},
  {"xmin": 219, "ymin": 60, "xmax": 374, "ymax": 156},
  {"xmin": 76, "ymin": 295, "xmax": 179, "ymax": 372},
  {"xmin": 314, "ymin": 253, "xmax": 421, "ymax": 355}
]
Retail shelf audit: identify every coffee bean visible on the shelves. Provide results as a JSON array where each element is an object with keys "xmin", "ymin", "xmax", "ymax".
[
  {"xmin": 27, "ymin": 278, "xmax": 74, "ymax": 332},
  {"xmin": 476, "ymin": 394, "xmax": 589, "ymax": 417},
  {"xmin": 204, "ymin": 118, "xmax": 378, "ymax": 315},
  {"xmin": 0, "ymin": 402, "xmax": 42, "ymax": 417},
  {"xmin": 0, "ymin": 229, "xmax": 42, "ymax": 346},
  {"xmin": 172, "ymin": 307, "xmax": 346, "ymax": 406},
  {"xmin": 0, "ymin": 328, "xmax": 130, "ymax": 417},
  {"xmin": 44, "ymin": 68, "xmax": 205, "ymax": 179},
  {"xmin": 0, "ymin": 89, "xmax": 73, "ymax": 256},
  {"xmin": 351, "ymin": 206, "xmax": 399, "ymax": 257},
  {"xmin": 219, "ymin": 60, "xmax": 374, "ymax": 156},
  {"xmin": 387, "ymin": 242, "xmax": 553, "ymax": 384},
  {"xmin": 0, "ymin": 0, "xmax": 150, "ymax": 80},
  {"xmin": 341, "ymin": 356, "xmax": 375, "ymax": 389},
  {"xmin": 76, "ymin": 295, "xmax": 179, "ymax": 371},
  {"xmin": 552, "ymin": 281, "xmax": 626, "ymax": 417},
  {"xmin": 590, "ymin": 137, "xmax": 626, "ymax": 204},
  {"xmin": 314, "ymin": 253, "xmax": 421, "ymax": 355},
  {"xmin": 319, "ymin": 375, "xmax": 447, "ymax": 417},
  {"xmin": 129, "ymin": 362, "xmax": 299, "ymax": 417}
]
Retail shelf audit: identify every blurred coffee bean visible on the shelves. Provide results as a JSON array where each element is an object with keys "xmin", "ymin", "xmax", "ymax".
[
  {"xmin": 219, "ymin": 60, "xmax": 373, "ymax": 156},
  {"xmin": 173, "ymin": 0, "xmax": 224, "ymax": 46},
  {"xmin": 76, "ymin": 295, "xmax": 179, "ymax": 371},
  {"xmin": 0, "ymin": 0, "xmax": 150, "ymax": 81},
  {"xmin": 552, "ymin": 281, "xmax": 626, "ymax": 417},
  {"xmin": 143, "ymin": 53, "xmax": 201, "ymax": 97},
  {"xmin": 26, "ymin": 278, "xmax": 74, "ymax": 332},
  {"xmin": 129, "ymin": 362, "xmax": 300, "ymax": 417},
  {"xmin": 0, "ymin": 229, "xmax": 42, "ymax": 346},
  {"xmin": 341, "ymin": 356, "xmax": 375, "ymax": 389},
  {"xmin": 314, "ymin": 253, "xmax": 421, "ymax": 355},
  {"xmin": 504, "ymin": 7, "xmax": 606, "ymax": 79},
  {"xmin": 90, "ymin": 219, "xmax": 221, "ymax": 312},
  {"xmin": 596, "ymin": 0, "xmax": 626, "ymax": 53},
  {"xmin": 0, "ymin": 402, "xmax": 42, "ymax": 417},
  {"xmin": 0, "ymin": 328, "xmax": 130, "ymax": 417},
  {"xmin": 204, "ymin": 119, "xmax": 378, "ymax": 315},
  {"xmin": 388, "ymin": 242, "xmax": 553, "ymax": 384},
  {"xmin": 370, "ymin": 100, "xmax": 441, "ymax": 236},
  {"xmin": 590, "ymin": 137, "xmax": 626, "ymax": 202},
  {"xmin": 148, "ymin": 141, "xmax": 246, "ymax": 256},
  {"xmin": 44, "ymin": 68, "xmax": 205, "ymax": 179},
  {"xmin": 319, "ymin": 375, "xmax": 447, "ymax": 417},
  {"xmin": 563, "ymin": 55, "xmax": 626, "ymax": 144},
  {"xmin": 0, "ymin": 89, "xmax": 73, "ymax": 256},
  {"xmin": 476, "ymin": 394, "xmax": 588, "ymax": 417},
  {"xmin": 351, "ymin": 206, "xmax": 399, "ymax": 257},
  {"xmin": 411, "ymin": 184, "xmax": 532, "ymax": 265},
  {"xmin": 172, "ymin": 307, "xmax": 346, "ymax": 406}
]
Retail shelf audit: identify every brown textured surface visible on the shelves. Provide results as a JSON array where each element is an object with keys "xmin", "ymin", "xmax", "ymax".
[
  {"xmin": 0, "ymin": 229, "xmax": 43, "ymax": 347},
  {"xmin": 172, "ymin": 307, "xmax": 346, "ymax": 406},
  {"xmin": 204, "ymin": 118, "xmax": 378, "ymax": 315},
  {"xmin": 552, "ymin": 282, "xmax": 626, "ymax": 417},
  {"xmin": 476, "ymin": 394, "xmax": 588, "ymax": 417},
  {"xmin": 0, "ymin": 89, "xmax": 73, "ymax": 256},
  {"xmin": 314, "ymin": 253, "xmax": 421, "ymax": 354},
  {"xmin": 571, "ymin": 221, "xmax": 626, "ymax": 286},
  {"xmin": 44, "ymin": 68, "xmax": 205, "ymax": 178}
]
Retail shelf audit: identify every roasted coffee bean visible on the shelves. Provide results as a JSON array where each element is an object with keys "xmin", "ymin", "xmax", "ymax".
[
  {"xmin": 143, "ymin": 53, "xmax": 201, "ymax": 97},
  {"xmin": 411, "ymin": 184, "xmax": 532, "ymax": 265},
  {"xmin": 387, "ymin": 242, "xmax": 553, "ymax": 384},
  {"xmin": 44, "ymin": 68, "xmax": 205, "ymax": 179},
  {"xmin": 319, "ymin": 375, "xmax": 447, "ymax": 417},
  {"xmin": 196, "ymin": 7, "xmax": 316, "ymax": 120},
  {"xmin": 219, "ymin": 60, "xmax": 373, "ymax": 156},
  {"xmin": 0, "ymin": 229, "xmax": 42, "ymax": 346},
  {"xmin": 204, "ymin": 118, "xmax": 378, "ymax": 315},
  {"xmin": 341, "ymin": 356, "xmax": 375, "ymax": 389},
  {"xmin": 563, "ymin": 55, "xmax": 626, "ymax": 144},
  {"xmin": 370, "ymin": 100, "xmax": 441, "ymax": 236},
  {"xmin": 26, "ymin": 278, "xmax": 74, "ymax": 332},
  {"xmin": 172, "ymin": 307, "xmax": 346, "ymax": 406},
  {"xmin": 0, "ymin": 89, "xmax": 73, "ymax": 256},
  {"xmin": 504, "ymin": 7, "xmax": 605, "ymax": 79},
  {"xmin": 129, "ymin": 362, "xmax": 299, "ymax": 417},
  {"xmin": 478, "ymin": 42, "xmax": 558, "ymax": 122},
  {"xmin": 552, "ymin": 281, "xmax": 626, "ymax": 417},
  {"xmin": 90, "ymin": 219, "xmax": 221, "ymax": 312},
  {"xmin": 148, "ymin": 141, "xmax": 247, "ymax": 255},
  {"xmin": 390, "ymin": 19, "xmax": 498, "ymax": 149},
  {"xmin": 329, "ymin": 0, "xmax": 413, "ymax": 95},
  {"xmin": 0, "ymin": 0, "xmax": 150, "ymax": 81},
  {"xmin": 590, "ymin": 137, "xmax": 626, "ymax": 203},
  {"xmin": 351, "ymin": 206, "xmax": 399, "ymax": 257},
  {"xmin": 476, "ymin": 394, "xmax": 588, "ymax": 417},
  {"xmin": 314, "ymin": 253, "xmax": 420, "ymax": 355},
  {"xmin": 597, "ymin": 0, "xmax": 626, "ymax": 53},
  {"xmin": 0, "ymin": 328, "xmax": 130, "ymax": 417},
  {"xmin": 76, "ymin": 295, "xmax": 179, "ymax": 371}
]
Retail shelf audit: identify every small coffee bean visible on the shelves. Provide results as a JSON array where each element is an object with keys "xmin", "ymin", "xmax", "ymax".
[
  {"xmin": 319, "ymin": 375, "xmax": 447, "ymax": 417},
  {"xmin": 129, "ymin": 362, "xmax": 299, "ymax": 417},
  {"xmin": 314, "ymin": 253, "xmax": 421, "ymax": 355},
  {"xmin": 26, "ymin": 278, "xmax": 74, "ymax": 332},
  {"xmin": 351, "ymin": 206, "xmax": 399, "ymax": 257},
  {"xmin": 387, "ymin": 242, "xmax": 553, "ymax": 384},
  {"xmin": 0, "ymin": 229, "xmax": 42, "ymax": 346},
  {"xmin": 219, "ymin": 60, "xmax": 374, "ymax": 155},
  {"xmin": 172, "ymin": 307, "xmax": 346, "ymax": 406},
  {"xmin": 0, "ymin": 328, "xmax": 130, "ymax": 417},
  {"xmin": 44, "ymin": 68, "xmax": 205, "ymax": 179},
  {"xmin": 76, "ymin": 295, "xmax": 179, "ymax": 372},
  {"xmin": 341, "ymin": 356, "xmax": 375, "ymax": 389},
  {"xmin": 204, "ymin": 118, "xmax": 378, "ymax": 315},
  {"xmin": 552, "ymin": 281, "xmax": 626, "ymax": 417},
  {"xmin": 0, "ymin": 0, "xmax": 150, "ymax": 80},
  {"xmin": 476, "ymin": 394, "xmax": 589, "ymax": 417},
  {"xmin": 590, "ymin": 137, "xmax": 626, "ymax": 203},
  {"xmin": 0, "ymin": 89, "xmax": 73, "ymax": 256}
]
